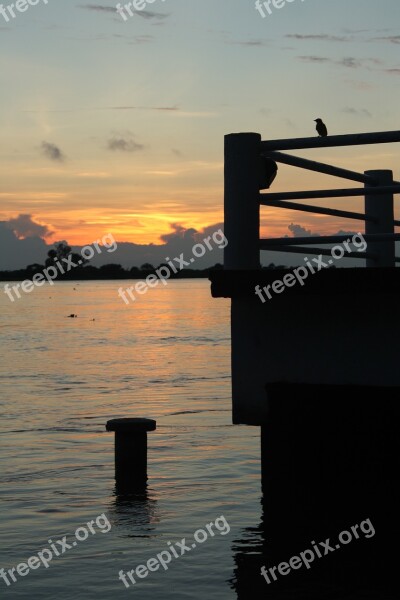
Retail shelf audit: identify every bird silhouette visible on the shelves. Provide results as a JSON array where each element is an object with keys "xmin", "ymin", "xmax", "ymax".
[{"xmin": 315, "ymin": 118, "xmax": 328, "ymax": 137}]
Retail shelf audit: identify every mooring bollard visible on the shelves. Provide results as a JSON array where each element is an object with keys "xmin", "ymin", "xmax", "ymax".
[{"xmin": 106, "ymin": 418, "xmax": 156, "ymax": 490}]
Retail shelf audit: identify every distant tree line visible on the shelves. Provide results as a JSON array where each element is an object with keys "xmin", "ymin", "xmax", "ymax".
[{"xmin": 0, "ymin": 243, "xmax": 224, "ymax": 281}]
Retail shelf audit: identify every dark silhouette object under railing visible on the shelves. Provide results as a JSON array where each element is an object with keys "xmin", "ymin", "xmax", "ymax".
[{"xmin": 106, "ymin": 418, "xmax": 156, "ymax": 494}]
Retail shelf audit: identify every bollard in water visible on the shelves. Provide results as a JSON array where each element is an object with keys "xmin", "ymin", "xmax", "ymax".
[{"xmin": 106, "ymin": 418, "xmax": 156, "ymax": 491}]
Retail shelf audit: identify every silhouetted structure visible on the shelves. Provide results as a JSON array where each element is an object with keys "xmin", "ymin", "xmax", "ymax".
[
  {"xmin": 211, "ymin": 130, "xmax": 400, "ymax": 598},
  {"xmin": 106, "ymin": 418, "xmax": 156, "ymax": 494}
]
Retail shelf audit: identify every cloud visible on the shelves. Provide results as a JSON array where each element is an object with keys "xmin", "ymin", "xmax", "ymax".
[
  {"xmin": 298, "ymin": 55, "xmax": 383, "ymax": 71},
  {"xmin": 80, "ymin": 4, "xmax": 169, "ymax": 21},
  {"xmin": 0, "ymin": 221, "xmax": 227, "ymax": 271},
  {"xmin": 227, "ymin": 39, "xmax": 269, "ymax": 47},
  {"xmin": 79, "ymin": 4, "xmax": 115, "ymax": 12},
  {"xmin": 341, "ymin": 107, "xmax": 372, "ymax": 117},
  {"xmin": 75, "ymin": 223, "xmax": 226, "ymax": 269},
  {"xmin": 134, "ymin": 9, "xmax": 169, "ymax": 21},
  {"xmin": 373, "ymin": 35, "xmax": 400, "ymax": 45},
  {"xmin": 159, "ymin": 223, "xmax": 197, "ymax": 244},
  {"xmin": 105, "ymin": 105, "xmax": 179, "ymax": 112},
  {"xmin": 288, "ymin": 223, "xmax": 320, "ymax": 238},
  {"xmin": 24, "ymin": 105, "xmax": 179, "ymax": 114},
  {"xmin": 107, "ymin": 132, "xmax": 145, "ymax": 153},
  {"xmin": 0, "ymin": 223, "xmax": 48, "ymax": 270},
  {"xmin": 335, "ymin": 229, "xmax": 359, "ymax": 237},
  {"xmin": 41, "ymin": 141, "xmax": 65, "ymax": 162},
  {"xmin": 298, "ymin": 55, "xmax": 331, "ymax": 63},
  {"xmin": 344, "ymin": 79, "xmax": 375, "ymax": 91},
  {"xmin": 299, "ymin": 56, "xmax": 364, "ymax": 69},
  {"xmin": 338, "ymin": 57, "xmax": 363, "ymax": 68},
  {"xmin": 5, "ymin": 214, "xmax": 54, "ymax": 239},
  {"xmin": 286, "ymin": 34, "xmax": 351, "ymax": 42},
  {"xmin": 0, "ymin": 221, "xmax": 382, "ymax": 272}
]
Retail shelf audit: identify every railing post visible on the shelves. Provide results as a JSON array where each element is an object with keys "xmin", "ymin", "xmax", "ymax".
[
  {"xmin": 364, "ymin": 170, "xmax": 395, "ymax": 267},
  {"xmin": 224, "ymin": 133, "xmax": 261, "ymax": 269}
]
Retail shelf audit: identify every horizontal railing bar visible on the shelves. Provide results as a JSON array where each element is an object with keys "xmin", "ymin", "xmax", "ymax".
[
  {"xmin": 260, "ymin": 245, "xmax": 372, "ymax": 259},
  {"xmin": 262, "ymin": 151, "xmax": 375, "ymax": 184},
  {"xmin": 260, "ymin": 185, "xmax": 400, "ymax": 203},
  {"xmin": 261, "ymin": 198, "xmax": 374, "ymax": 222},
  {"xmin": 261, "ymin": 130, "xmax": 400, "ymax": 152},
  {"xmin": 260, "ymin": 233, "xmax": 400, "ymax": 247}
]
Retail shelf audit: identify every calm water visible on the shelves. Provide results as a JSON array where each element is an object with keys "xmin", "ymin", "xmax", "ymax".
[{"xmin": 0, "ymin": 280, "xmax": 261, "ymax": 599}]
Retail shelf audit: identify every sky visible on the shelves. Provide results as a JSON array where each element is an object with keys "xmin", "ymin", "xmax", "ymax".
[{"xmin": 0, "ymin": 0, "xmax": 400, "ymax": 268}]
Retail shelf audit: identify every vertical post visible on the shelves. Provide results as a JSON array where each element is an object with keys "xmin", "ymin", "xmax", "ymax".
[
  {"xmin": 106, "ymin": 418, "xmax": 156, "ymax": 493},
  {"xmin": 224, "ymin": 133, "xmax": 261, "ymax": 269},
  {"xmin": 364, "ymin": 170, "xmax": 395, "ymax": 267}
]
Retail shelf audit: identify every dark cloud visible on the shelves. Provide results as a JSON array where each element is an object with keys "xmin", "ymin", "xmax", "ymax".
[
  {"xmin": 107, "ymin": 132, "xmax": 145, "ymax": 153},
  {"xmin": 335, "ymin": 230, "xmax": 360, "ymax": 237},
  {"xmin": 299, "ymin": 56, "xmax": 362, "ymax": 69},
  {"xmin": 341, "ymin": 107, "xmax": 372, "ymax": 117},
  {"xmin": 298, "ymin": 56, "xmax": 331, "ymax": 63},
  {"xmin": 81, "ymin": 223, "xmax": 226, "ymax": 269},
  {"xmin": 5, "ymin": 214, "xmax": 53, "ymax": 240},
  {"xmin": 24, "ymin": 105, "xmax": 179, "ymax": 114},
  {"xmin": 288, "ymin": 223, "xmax": 320, "ymax": 238},
  {"xmin": 287, "ymin": 34, "xmax": 351, "ymax": 42},
  {"xmin": 0, "ymin": 222, "xmax": 228, "ymax": 271},
  {"xmin": 338, "ymin": 57, "xmax": 363, "ymax": 68},
  {"xmin": 135, "ymin": 10, "xmax": 169, "ymax": 21},
  {"xmin": 160, "ymin": 223, "xmax": 197, "ymax": 244},
  {"xmin": 106, "ymin": 105, "xmax": 179, "ymax": 112},
  {"xmin": 0, "ymin": 222, "xmax": 48, "ymax": 270},
  {"xmin": 79, "ymin": 4, "xmax": 115, "ymax": 12},
  {"xmin": 298, "ymin": 55, "xmax": 382, "ymax": 71},
  {"xmin": 227, "ymin": 39, "xmax": 269, "ymax": 47},
  {"xmin": 372, "ymin": 35, "xmax": 400, "ymax": 45},
  {"xmin": 41, "ymin": 141, "xmax": 65, "ymax": 162},
  {"xmin": 80, "ymin": 4, "xmax": 169, "ymax": 21},
  {"xmin": 0, "ymin": 221, "xmax": 385, "ymax": 272},
  {"xmin": 287, "ymin": 225, "xmax": 362, "ymax": 240}
]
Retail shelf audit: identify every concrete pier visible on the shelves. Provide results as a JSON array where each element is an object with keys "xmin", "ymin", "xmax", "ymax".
[{"xmin": 213, "ymin": 130, "xmax": 400, "ymax": 597}]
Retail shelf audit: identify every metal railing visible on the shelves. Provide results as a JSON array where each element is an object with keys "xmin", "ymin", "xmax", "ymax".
[{"xmin": 224, "ymin": 131, "xmax": 400, "ymax": 269}]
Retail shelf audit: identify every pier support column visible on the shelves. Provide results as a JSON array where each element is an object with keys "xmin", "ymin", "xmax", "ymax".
[
  {"xmin": 365, "ymin": 169, "xmax": 395, "ymax": 267},
  {"xmin": 260, "ymin": 383, "xmax": 399, "ymax": 593},
  {"xmin": 106, "ymin": 418, "xmax": 156, "ymax": 492}
]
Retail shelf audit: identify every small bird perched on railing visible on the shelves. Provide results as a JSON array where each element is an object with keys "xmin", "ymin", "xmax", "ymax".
[{"xmin": 315, "ymin": 118, "xmax": 328, "ymax": 137}]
